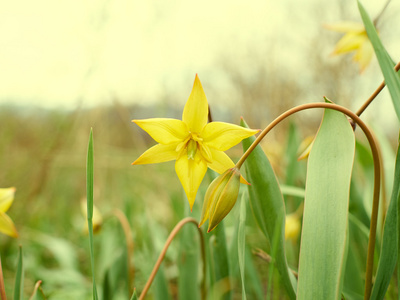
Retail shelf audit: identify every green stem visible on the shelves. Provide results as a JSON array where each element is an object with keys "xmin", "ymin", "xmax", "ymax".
[
  {"xmin": 139, "ymin": 217, "xmax": 206, "ymax": 300},
  {"xmin": 236, "ymin": 102, "xmax": 381, "ymax": 299}
]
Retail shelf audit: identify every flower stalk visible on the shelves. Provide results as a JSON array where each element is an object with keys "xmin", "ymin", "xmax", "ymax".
[{"xmin": 139, "ymin": 217, "xmax": 206, "ymax": 300}]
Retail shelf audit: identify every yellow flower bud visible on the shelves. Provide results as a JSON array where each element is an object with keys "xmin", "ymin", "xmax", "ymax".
[{"xmin": 199, "ymin": 168, "xmax": 241, "ymax": 232}]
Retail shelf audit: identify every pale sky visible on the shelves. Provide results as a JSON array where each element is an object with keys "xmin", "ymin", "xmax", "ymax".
[{"xmin": 0, "ymin": 0, "xmax": 398, "ymax": 110}]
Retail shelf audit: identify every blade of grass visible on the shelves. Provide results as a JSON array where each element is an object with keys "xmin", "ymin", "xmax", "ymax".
[
  {"xmin": 130, "ymin": 288, "xmax": 138, "ymax": 300},
  {"xmin": 13, "ymin": 246, "xmax": 23, "ymax": 300},
  {"xmin": 297, "ymin": 108, "xmax": 355, "ymax": 299},
  {"xmin": 238, "ymin": 192, "xmax": 247, "ymax": 300},
  {"xmin": 29, "ymin": 281, "xmax": 46, "ymax": 300},
  {"xmin": 370, "ymin": 137, "xmax": 400, "ymax": 299},
  {"xmin": 358, "ymin": 0, "xmax": 400, "ymax": 122},
  {"xmin": 87, "ymin": 128, "xmax": 99, "ymax": 300}
]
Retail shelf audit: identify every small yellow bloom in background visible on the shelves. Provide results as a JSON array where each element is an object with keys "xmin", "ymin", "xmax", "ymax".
[
  {"xmin": 297, "ymin": 136, "xmax": 314, "ymax": 161},
  {"xmin": 199, "ymin": 168, "xmax": 241, "ymax": 232},
  {"xmin": 325, "ymin": 21, "xmax": 374, "ymax": 72},
  {"xmin": 81, "ymin": 200, "xmax": 103, "ymax": 234},
  {"xmin": 132, "ymin": 74, "xmax": 258, "ymax": 210},
  {"xmin": 0, "ymin": 187, "xmax": 18, "ymax": 238},
  {"xmin": 285, "ymin": 213, "xmax": 301, "ymax": 241}
]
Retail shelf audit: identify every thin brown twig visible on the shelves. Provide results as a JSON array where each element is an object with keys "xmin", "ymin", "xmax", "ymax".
[
  {"xmin": 139, "ymin": 217, "xmax": 206, "ymax": 300},
  {"xmin": 236, "ymin": 102, "xmax": 380, "ymax": 299},
  {"xmin": 356, "ymin": 61, "xmax": 400, "ymax": 117}
]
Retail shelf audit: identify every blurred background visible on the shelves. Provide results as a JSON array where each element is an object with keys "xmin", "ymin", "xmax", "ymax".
[{"xmin": 0, "ymin": 0, "xmax": 399, "ymax": 298}]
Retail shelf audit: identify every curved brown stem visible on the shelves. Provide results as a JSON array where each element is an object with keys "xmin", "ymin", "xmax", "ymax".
[
  {"xmin": 236, "ymin": 102, "xmax": 380, "ymax": 299},
  {"xmin": 139, "ymin": 217, "xmax": 206, "ymax": 300}
]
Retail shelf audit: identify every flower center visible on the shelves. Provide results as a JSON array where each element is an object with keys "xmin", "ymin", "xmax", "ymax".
[{"xmin": 175, "ymin": 132, "xmax": 212, "ymax": 163}]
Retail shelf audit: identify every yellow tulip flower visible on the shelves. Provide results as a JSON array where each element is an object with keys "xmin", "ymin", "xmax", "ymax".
[
  {"xmin": 132, "ymin": 74, "xmax": 258, "ymax": 209},
  {"xmin": 326, "ymin": 21, "xmax": 374, "ymax": 72},
  {"xmin": 0, "ymin": 187, "xmax": 18, "ymax": 238}
]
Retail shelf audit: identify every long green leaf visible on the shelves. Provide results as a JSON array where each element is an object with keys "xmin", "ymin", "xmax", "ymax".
[
  {"xmin": 370, "ymin": 137, "xmax": 400, "ymax": 299},
  {"xmin": 297, "ymin": 108, "xmax": 355, "ymax": 299},
  {"xmin": 13, "ymin": 246, "xmax": 23, "ymax": 300},
  {"xmin": 86, "ymin": 128, "xmax": 99, "ymax": 300},
  {"xmin": 238, "ymin": 192, "xmax": 247, "ymax": 300},
  {"xmin": 241, "ymin": 118, "xmax": 296, "ymax": 299},
  {"xmin": 358, "ymin": 1, "xmax": 400, "ymax": 122},
  {"xmin": 130, "ymin": 288, "xmax": 138, "ymax": 300}
]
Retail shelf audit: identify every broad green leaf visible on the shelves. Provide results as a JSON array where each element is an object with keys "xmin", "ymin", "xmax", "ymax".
[
  {"xmin": 358, "ymin": 1, "xmax": 400, "ymax": 122},
  {"xmin": 370, "ymin": 137, "xmax": 400, "ymax": 299},
  {"xmin": 86, "ymin": 128, "xmax": 99, "ymax": 300},
  {"xmin": 297, "ymin": 108, "xmax": 355, "ymax": 299},
  {"xmin": 13, "ymin": 246, "xmax": 23, "ymax": 300},
  {"xmin": 241, "ymin": 118, "xmax": 296, "ymax": 300},
  {"xmin": 238, "ymin": 192, "xmax": 247, "ymax": 300}
]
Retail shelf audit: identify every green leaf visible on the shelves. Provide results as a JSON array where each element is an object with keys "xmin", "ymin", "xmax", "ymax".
[
  {"xmin": 13, "ymin": 246, "xmax": 24, "ymax": 300},
  {"xmin": 358, "ymin": 0, "xmax": 400, "ymax": 122},
  {"xmin": 241, "ymin": 118, "xmax": 297, "ymax": 300},
  {"xmin": 238, "ymin": 193, "xmax": 247, "ymax": 300},
  {"xmin": 86, "ymin": 128, "xmax": 99, "ymax": 300},
  {"xmin": 130, "ymin": 288, "xmax": 138, "ymax": 300},
  {"xmin": 370, "ymin": 138, "xmax": 400, "ymax": 299},
  {"xmin": 297, "ymin": 108, "xmax": 355, "ymax": 299}
]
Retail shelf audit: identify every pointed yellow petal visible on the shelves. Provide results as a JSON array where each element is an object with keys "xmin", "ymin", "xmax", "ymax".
[
  {"xmin": 333, "ymin": 32, "xmax": 366, "ymax": 55},
  {"xmin": 324, "ymin": 22, "xmax": 364, "ymax": 33},
  {"xmin": 182, "ymin": 74, "xmax": 209, "ymax": 133},
  {"xmin": 207, "ymin": 149, "xmax": 235, "ymax": 174},
  {"xmin": 0, "ymin": 187, "xmax": 16, "ymax": 213},
  {"xmin": 0, "ymin": 212, "xmax": 18, "ymax": 238},
  {"xmin": 133, "ymin": 143, "xmax": 179, "ymax": 165},
  {"xmin": 354, "ymin": 39, "xmax": 374, "ymax": 72},
  {"xmin": 133, "ymin": 118, "xmax": 188, "ymax": 145},
  {"xmin": 175, "ymin": 151, "xmax": 207, "ymax": 210},
  {"xmin": 202, "ymin": 122, "xmax": 259, "ymax": 151}
]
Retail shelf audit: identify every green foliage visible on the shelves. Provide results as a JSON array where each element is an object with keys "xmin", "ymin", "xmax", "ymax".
[
  {"xmin": 241, "ymin": 118, "xmax": 297, "ymax": 299},
  {"xmin": 370, "ymin": 138, "xmax": 400, "ymax": 299},
  {"xmin": 297, "ymin": 108, "xmax": 355, "ymax": 299},
  {"xmin": 86, "ymin": 129, "xmax": 99, "ymax": 300},
  {"xmin": 358, "ymin": 0, "xmax": 400, "ymax": 122}
]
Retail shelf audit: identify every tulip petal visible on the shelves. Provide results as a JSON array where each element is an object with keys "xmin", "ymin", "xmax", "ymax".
[
  {"xmin": 133, "ymin": 143, "xmax": 179, "ymax": 165},
  {"xmin": 324, "ymin": 22, "xmax": 364, "ymax": 33},
  {"xmin": 354, "ymin": 39, "xmax": 374, "ymax": 72},
  {"xmin": 0, "ymin": 212, "xmax": 18, "ymax": 238},
  {"xmin": 133, "ymin": 118, "xmax": 188, "ymax": 145},
  {"xmin": 207, "ymin": 149, "xmax": 235, "ymax": 174},
  {"xmin": 202, "ymin": 122, "xmax": 259, "ymax": 151},
  {"xmin": 182, "ymin": 74, "xmax": 209, "ymax": 133},
  {"xmin": 175, "ymin": 151, "xmax": 207, "ymax": 210},
  {"xmin": 0, "ymin": 187, "xmax": 16, "ymax": 213}
]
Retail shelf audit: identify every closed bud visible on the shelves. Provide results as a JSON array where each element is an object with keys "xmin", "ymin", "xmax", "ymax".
[{"xmin": 199, "ymin": 168, "xmax": 241, "ymax": 232}]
